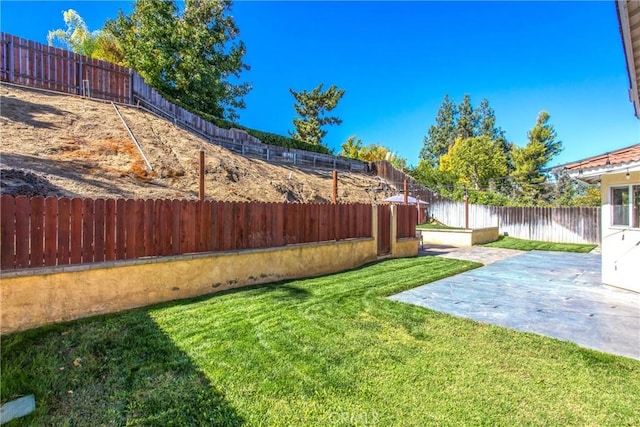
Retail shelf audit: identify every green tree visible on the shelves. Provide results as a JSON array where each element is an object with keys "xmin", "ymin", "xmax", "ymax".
[
  {"xmin": 474, "ymin": 98, "xmax": 509, "ymax": 150},
  {"xmin": 358, "ymin": 144, "xmax": 390, "ymax": 162},
  {"xmin": 340, "ymin": 138, "xmax": 407, "ymax": 170},
  {"xmin": 339, "ymin": 136, "xmax": 363, "ymax": 159},
  {"xmin": 511, "ymin": 111, "xmax": 562, "ymax": 204},
  {"xmin": 456, "ymin": 94, "xmax": 476, "ymax": 140},
  {"xmin": 289, "ymin": 83, "xmax": 345, "ymax": 146},
  {"xmin": 106, "ymin": 0, "xmax": 250, "ymax": 121},
  {"xmin": 551, "ymin": 169, "xmax": 577, "ymax": 206},
  {"xmin": 420, "ymin": 94, "xmax": 458, "ymax": 166},
  {"xmin": 410, "ymin": 160, "xmax": 457, "ymax": 194},
  {"xmin": 48, "ymin": 9, "xmax": 123, "ymax": 64},
  {"xmin": 440, "ymin": 136, "xmax": 508, "ymax": 190},
  {"xmin": 572, "ymin": 186, "xmax": 601, "ymax": 207}
]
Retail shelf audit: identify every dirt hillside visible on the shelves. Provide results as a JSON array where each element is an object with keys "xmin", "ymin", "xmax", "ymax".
[{"xmin": 1, "ymin": 84, "xmax": 396, "ymax": 203}]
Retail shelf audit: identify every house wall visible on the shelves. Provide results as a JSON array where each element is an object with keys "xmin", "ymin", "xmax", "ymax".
[{"xmin": 601, "ymin": 171, "xmax": 640, "ymax": 292}]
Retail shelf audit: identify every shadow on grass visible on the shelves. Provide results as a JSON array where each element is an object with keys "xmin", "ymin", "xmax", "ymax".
[{"xmin": 1, "ymin": 311, "xmax": 245, "ymax": 426}]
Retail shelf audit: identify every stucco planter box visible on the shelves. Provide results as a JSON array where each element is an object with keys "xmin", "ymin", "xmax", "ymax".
[{"xmin": 418, "ymin": 227, "xmax": 499, "ymax": 247}]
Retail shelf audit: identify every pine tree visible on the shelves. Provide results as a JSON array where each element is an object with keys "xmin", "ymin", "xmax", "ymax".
[
  {"xmin": 474, "ymin": 97, "xmax": 513, "ymax": 194},
  {"xmin": 289, "ymin": 83, "xmax": 345, "ymax": 146},
  {"xmin": 456, "ymin": 94, "xmax": 476, "ymax": 139},
  {"xmin": 511, "ymin": 111, "xmax": 562, "ymax": 204},
  {"xmin": 420, "ymin": 94, "xmax": 458, "ymax": 167}
]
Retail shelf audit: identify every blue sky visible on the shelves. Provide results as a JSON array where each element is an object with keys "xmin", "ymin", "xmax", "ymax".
[{"xmin": 1, "ymin": 1, "xmax": 638, "ymax": 168}]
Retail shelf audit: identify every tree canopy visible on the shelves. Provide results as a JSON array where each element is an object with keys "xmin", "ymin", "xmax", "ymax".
[
  {"xmin": 48, "ymin": 9, "xmax": 123, "ymax": 64},
  {"xmin": 289, "ymin": 83, "xmax": 345, "ymax": 146},
  {"xmin": 511, "ymin": 111, "xmax": 562, "ymax": 204},
  {"xmin": 339, "ymin": 136, "xmax": 408, "ymax": 170},
  {"xmin": 420, "ymin": 94, "xmax": 457, "ymax": 166},
  {"xmin": 439, "ymin": 136, "xmax": 508, "ymax": 190},
  {"xmin": 413, "ymin": 98, "xmax": 575, "ymax": 207},
  {"xmin": 105, "ymin": 0, "xmax": 251, "ymax": 121}
]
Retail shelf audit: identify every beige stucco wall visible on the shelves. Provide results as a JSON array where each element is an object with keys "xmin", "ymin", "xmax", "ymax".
[
  {"xmin": 601, "ymin": 171, "xmax": 640, "ymax": 292},
  {"xmin": 471, "ymin": 227, "xmax": 500, "ymax": 245},
  {"xmin": 0, "ymin": 238, "xmax": 377, "ymax": 334},
  {"xmin": 392, "ymin": 238, "xmax": 419, "ymax": 258},
  {"xmin": 419, "ymin": 227, "xmax": 498, "ymax": 247}
]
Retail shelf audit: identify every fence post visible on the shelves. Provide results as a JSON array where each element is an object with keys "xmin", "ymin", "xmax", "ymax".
[
  {"xmin": 129, "ymin": 69, "xmax": 134, "ymax": 105},
  {"xmin": 8, "ymin": 36, "xmax": 14, "ymax": 82},
  {"xmin": 332, "ymin": 170, "xmax": 338, "ymax": 204},
  {"xmin": 390, "ymin": 204, "xmax": 398, "ymax": 255},
  {"xmin": 199, "ymin": 150, "xmax": 205, "ymax": 201},
  {"xmin": 404, "ymin": 180, "xmax": 408, "ymax": 205},
  {"xmin": 464, "ymin": 186, "xmax": 469, "ymax": 229}
]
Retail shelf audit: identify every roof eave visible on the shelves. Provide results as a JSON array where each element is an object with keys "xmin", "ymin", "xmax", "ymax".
[
  {"xmin": 566, "ymin": 160, "xmax": 640, "ymax": 183},
  {"xmin": 617, "ymin": 0, "xmax": 640, "ymax": 119}
]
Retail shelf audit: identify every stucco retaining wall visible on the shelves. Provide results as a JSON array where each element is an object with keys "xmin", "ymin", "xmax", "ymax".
[
  {"xmin": 1, "ymin": 238, "xmax": 378, "ymax": 334},
  {"xmin": 419, "ymin": 227, "xmax": 499, "ymax": 247}
]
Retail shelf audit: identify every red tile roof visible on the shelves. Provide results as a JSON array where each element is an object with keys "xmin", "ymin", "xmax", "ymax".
[{"xmin": 562, "ymin": 143, "xmax": 640, "ymax": 171}]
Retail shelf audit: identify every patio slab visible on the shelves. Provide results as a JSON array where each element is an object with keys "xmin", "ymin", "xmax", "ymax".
[{"xmin": 390, "ymin": 251, "xmax": 640, "ymax": 360}]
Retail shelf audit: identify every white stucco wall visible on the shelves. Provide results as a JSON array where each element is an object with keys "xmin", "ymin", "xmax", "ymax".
[{"xmin": 601, "ymin": 171, "xmax": 640, "ymax": 292}]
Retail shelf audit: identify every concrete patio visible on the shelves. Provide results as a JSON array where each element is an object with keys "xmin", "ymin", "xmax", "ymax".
[{"xmin": 390, "ymin": 250, "xmax": 640, "ymax": 360}]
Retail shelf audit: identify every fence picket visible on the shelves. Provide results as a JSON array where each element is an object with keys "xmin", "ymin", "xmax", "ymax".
[
  {"xmin": 14, "ymin": 196, "xmax": 30, "ymax": 268},
  {"xmin": 1, "ymin": 195, "xmax": 16, "ymax": 269},
  {"xmin": 94, "ymin": 199, "xmax": 105, "ymax": 262},
  {"xmin": 115, "ymin": 199, "xmax": 126, "ymax": 260},
  {"xmin": 105, "ymin": 199, "xmax": 116, "ymax": 261},
  {"xmin": 143, "ymin": 199, "xmax": 155, "ymax": 257},
  {"xmin": 82, "ymin": 198, "xmax": 95, "ymax": 263},
  {"xmin": 29, "ymin": 196, "xmax": 45, "ymax": 267},
  {"xmin": 69, "ymin": 198, "xmax": 83, "ymax": 264},
  {"xmin": 124, "ymin": 199, "xmax": 136, "ymax": 259},
  {"xmin": 43, "ymin": 198, "xmax": 59, "ymax": 265},
  {"xmin": 57, "ymin": 198, "xmax": 70, "ymax": 265}
]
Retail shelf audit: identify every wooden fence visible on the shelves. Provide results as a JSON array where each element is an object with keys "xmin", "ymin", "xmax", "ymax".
[
  {"xmin": 373, "ymin": 161, "xmax": 601, "ymax": 244},
  {"xmin": 0, "ymin": 32, "xmax": 368, "ymax": 173},
  {"xmin": 396, "ymin": 204, "xmax": 418, "ymax": 239},
  {"xmin": 428, "ymin": 201, "xmax": 600, "ymax": 244},
  {"xmin": 1, "ymin": 33, "xmax": 131, "ymax": 103},
  {"xmin": 132, "ymin": 74, "xmax": 368, "ymax": 172},
  {"xmin": 0, "ymin": 195, "xmax": 374, "ymax": 271}
]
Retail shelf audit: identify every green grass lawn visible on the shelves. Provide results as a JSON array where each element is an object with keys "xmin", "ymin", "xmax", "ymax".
[
  {"xmin": 482, "ymin": 236, "xmax": 597, "ymax": 253},
  {"xmin": 2, "ymin": 257, "xmax": 638, "ymax": 425}
]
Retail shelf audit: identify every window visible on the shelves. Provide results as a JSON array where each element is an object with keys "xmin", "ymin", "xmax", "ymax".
[{"xmin": 611, "ymin": 185, "xmax": 640, "ymax": 227}]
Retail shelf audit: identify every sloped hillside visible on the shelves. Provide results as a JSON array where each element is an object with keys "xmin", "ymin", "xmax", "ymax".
[{"xmin": 0, "ymin": 85, "xmax": 395, "ymax": 203}]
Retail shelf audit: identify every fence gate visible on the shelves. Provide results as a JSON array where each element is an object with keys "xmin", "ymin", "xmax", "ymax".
[{"xmin": 377, "ymin": 204, "xmax": 391, "ymax": 255}]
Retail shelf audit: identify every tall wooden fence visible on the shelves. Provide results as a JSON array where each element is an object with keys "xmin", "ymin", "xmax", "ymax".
[
  {"xmin": 0, "ymin": 32, "xmax": 368, "ymax": 173},
  {"xmin": 1, "ymin": 33, "xmax": 131, "ymax": 103},
  {"xmin": 0, "ymin": 195, "xmax": 374, "ymax": 271},
  {"xmin": 428, "ymin": 201, "xmax": 600, "ymax": 244},
  {"xmin": 373, "ymin": 161, "xmax": 601, "ymax": 244},
  {"xmin": 396, "ymin": 204, "xmax": 418, "ymax": 239}
]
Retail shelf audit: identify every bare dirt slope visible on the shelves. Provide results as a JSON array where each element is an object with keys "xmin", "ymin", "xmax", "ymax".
[{"xmin": 1, "ymin": 84, "xmax": 395, "ymax": 203}]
